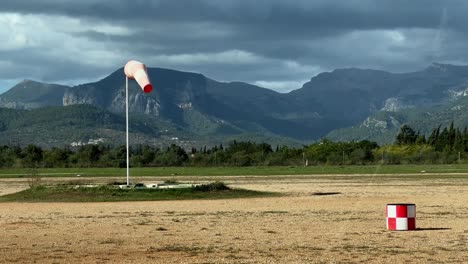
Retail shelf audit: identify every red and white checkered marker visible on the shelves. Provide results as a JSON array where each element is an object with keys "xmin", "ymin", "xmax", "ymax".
[{"xmin": 386, "ymin": 203, "xmax": 416, "ymax": 231}]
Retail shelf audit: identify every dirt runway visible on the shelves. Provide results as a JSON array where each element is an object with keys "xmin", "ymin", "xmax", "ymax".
[{"xmin": 0, "ymin": 174, "xmax": 467, "ymax": 263}]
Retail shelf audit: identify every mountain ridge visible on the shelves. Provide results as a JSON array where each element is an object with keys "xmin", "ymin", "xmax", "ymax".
[{"xmin": 3, "ymin": 63, "xmax": 468, "ymax": 146}]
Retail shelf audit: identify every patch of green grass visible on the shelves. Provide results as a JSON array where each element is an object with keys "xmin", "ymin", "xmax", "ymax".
[
  {"xmin": 2, "ymin": 164, "xmax": 468, "ymax": 179},
  {"xmin": 0, "ymin": 182, "xmax": 278, "ymax": 203}
]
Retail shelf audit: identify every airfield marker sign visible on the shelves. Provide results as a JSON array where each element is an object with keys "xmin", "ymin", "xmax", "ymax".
[{"xmin": 386, "ymin": 203, "xmax": 416, "ymax": 231}]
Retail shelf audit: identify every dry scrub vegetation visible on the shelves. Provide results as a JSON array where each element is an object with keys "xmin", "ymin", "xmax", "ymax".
[{"xmin": 0, "ymin": 174, "xmax": 467, "ymax": 263}]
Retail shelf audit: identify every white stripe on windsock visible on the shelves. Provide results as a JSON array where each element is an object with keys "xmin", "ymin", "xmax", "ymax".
[{"xmin": 133, "ymin": 69, "xmax": 149, "ymax": 86}]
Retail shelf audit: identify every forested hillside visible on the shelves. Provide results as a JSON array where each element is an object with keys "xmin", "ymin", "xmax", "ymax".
[{"xmin": 2, "ymin": 123, "xmax": 467, "ymax": 168}]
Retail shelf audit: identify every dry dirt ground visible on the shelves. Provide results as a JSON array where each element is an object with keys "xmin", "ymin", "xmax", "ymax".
[{"xmin": 0, "ymin": 174, "xmax": 467, "ymax": 263}]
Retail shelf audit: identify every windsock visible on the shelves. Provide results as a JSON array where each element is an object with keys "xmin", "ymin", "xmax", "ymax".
[{"xmin": 124, "ymin": 60, "xmax": 153, "ymax": 93}]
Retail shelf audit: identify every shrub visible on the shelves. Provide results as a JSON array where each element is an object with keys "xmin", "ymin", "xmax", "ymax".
[
  {"xmin": 27, "ymin": 168, "xmax": 42, "ymax": 188},
  {"xmin": 193, "ymin": 182, "xmax": 230, "ymax": 192}
]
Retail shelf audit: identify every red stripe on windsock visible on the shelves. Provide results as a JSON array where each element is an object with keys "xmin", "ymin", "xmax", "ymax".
[{"xmin": 143, "ymin": 84, "xmax": 153, "ymax": 93}]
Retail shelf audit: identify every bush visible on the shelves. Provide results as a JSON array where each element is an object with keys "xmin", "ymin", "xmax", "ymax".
[
  {"xmin": 193, "ymin": 182, "xmax": 230, "ymax": 192},
  {"xmin": 27, "ymin": 168, "xmax": 42, "ymax": 188}
]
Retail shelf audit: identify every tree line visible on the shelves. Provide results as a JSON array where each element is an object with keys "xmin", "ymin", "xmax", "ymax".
[{"xmin": 1, "ymin": 123, "xmax": 468, "ymax": 168}]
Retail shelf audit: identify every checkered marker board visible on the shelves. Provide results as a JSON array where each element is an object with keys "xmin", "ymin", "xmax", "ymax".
[{"xmin": 386, "ymin": 204, "xmax": 416, "ymax": 231}]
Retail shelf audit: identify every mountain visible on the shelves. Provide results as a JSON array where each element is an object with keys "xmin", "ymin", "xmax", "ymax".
[
  {"xmin": 62, "ymin": 68, "xmax": 323, "ymax": 140},
  {"xmin": 328, "ymin": 95, "xmax": 468, "ymax": 144},
  {"xmin": 3, "ymin": 63, "xmax": 468, "ymax": 147},
  {"xmin": 327, "ymin": 63, "xmax": 468, "ymax": 143},
  {"xmin": 290, "ymin": 63, "xmax": 468, "ymax": 127},
  {"xmin": 0, "ymin": 80, "xmax": 67, "ymax": 109},
  {"xmin": 0, "ymin": 68, "xmax": 320, "ymax": 146},
  {"xmin": 0, "ymin": 104, "xmax": 301, "ymax": 148}
]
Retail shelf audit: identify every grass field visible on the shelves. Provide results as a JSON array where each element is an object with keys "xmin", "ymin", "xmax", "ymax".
[
  {"xmin": 0, "ymin": 182, "xmax": 276, "ymax": 203},
  {"xmin": 2, "ymin": 164, "xmax": 468, "ymax": 178}
]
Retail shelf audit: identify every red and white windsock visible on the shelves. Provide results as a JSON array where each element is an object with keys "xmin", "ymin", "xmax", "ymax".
[
  {"xmin": 386, "ymin": 203, "xmax": 416, "ymax": 231},
  {"xmin": 124, "ymin": 60, "xmax": 153, "ymax": 93}
]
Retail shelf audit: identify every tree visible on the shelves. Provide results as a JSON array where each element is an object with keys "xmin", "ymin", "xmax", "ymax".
[
  {"xmin": 98, "ymin": 145, "xmax": 126, "ymax": 167},
  {"xmin": 436, "ymin": 127, "xmax": 450, "ymax": 152},
  {"xmin": 0, "ymin": 146, "xmax": 17, "ymax": 168},
  {"xmin": 427, "ymin": 126, "xmax": 440, "ymax": 146},
  {"xmin": 395, "ymin": 125, "xmax": 417, "ymax": 145},
  {"xmin": 43, "ymin": 147, "xmax": 72, "ymax": 167},
  {"xmin": 70, "ymin": 145, "xmax": 104, "ymax": 167},
  {"xmin": 155, "ymin": 144, "xmax": 188, "ymax": 166},
  {"xmin": 448, "ymin": 122, "xmax": 456, "ymax": 147},
  {"xmin": 453, "ymin": 129, "xmax": 464, "ymax": 152},
  {"xmin": 415, "ymin": 134, "xmax": 426, "ymax": 145},
  {"xmin": 22, "ymin": 145, "xmax": 44, "ymax": 167}
]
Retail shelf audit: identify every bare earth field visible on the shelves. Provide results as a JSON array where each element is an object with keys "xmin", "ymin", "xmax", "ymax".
[{"xmin": 0, "ymin": 174, "xmax": 467, "ymax": 263}]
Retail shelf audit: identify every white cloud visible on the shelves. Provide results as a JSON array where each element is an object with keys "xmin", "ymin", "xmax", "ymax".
[
  {"xmin": 284, "ymin": 60, "xmax": 322, "ymax": 75},
  {"xmin": 152, "ymin": 50, "xmax": 267, "ymax": 65},
  {"xmin": 254, "ymin": 80, "xmax": 307, "ymax": 93},
  {"xmin": 303, "ymin": 28, "xmax": 447, "ymax": 71},
  {"xmin": 91, "ymin": 24, "xmax": 131, "ymax": 36},
  {"xmin": 385, "ymin": 30, "xmax": 406, "ymax": 44},
  {"xmin": 0, "ymin": 12, "xmax": 134, "ymax": 82},
  {"xmin": 0, "ymin": 13, "xmax": 32, "ymax": 50}
]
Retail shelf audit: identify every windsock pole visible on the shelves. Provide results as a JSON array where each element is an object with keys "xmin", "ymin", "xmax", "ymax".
[
  {"xmin": 123, "ymin": 60, "xmax": 152, "ymax": 186},
  {"xmin": 126, "ymin": 76, "xmax": 130, "ymax": 186}
]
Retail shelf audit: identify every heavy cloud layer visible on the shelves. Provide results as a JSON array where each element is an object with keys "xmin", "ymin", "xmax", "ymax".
[{"xmin": 1, "ymin": 0, "xmax": 467, "ymax": 93}]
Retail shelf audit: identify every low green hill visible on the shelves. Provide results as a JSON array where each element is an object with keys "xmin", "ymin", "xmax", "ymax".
[{"xmin": 0, "ymin": 105, "xmax": 300, "ymax": 148}]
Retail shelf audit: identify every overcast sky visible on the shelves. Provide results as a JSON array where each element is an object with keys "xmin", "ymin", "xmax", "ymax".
[{"xmin": 1, "ymin": 0, "xmax": 468, "ymax": 93}]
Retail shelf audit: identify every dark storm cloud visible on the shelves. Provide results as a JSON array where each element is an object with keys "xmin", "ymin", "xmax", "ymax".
[
  {"xmin": 0, "ymin": 48, "xmax": 111, "ymax": 82},
  {"xmin": 2, "ymin": 0, "xmax": 468, "ymax": 93},
  {"xmin": 2, "ymin": 0, "xmax": 463, "ymax": 30}
]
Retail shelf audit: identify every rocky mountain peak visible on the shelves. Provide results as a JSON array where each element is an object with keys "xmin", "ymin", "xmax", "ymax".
[{"xmin": 381, "ymin": 97, "xmax": 411, "ymax": 112}]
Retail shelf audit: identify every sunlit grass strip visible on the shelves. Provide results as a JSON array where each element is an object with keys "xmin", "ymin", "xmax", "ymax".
[{"xmin": 2, "ymin": 164, "xmax": 468, "ymax": 178}]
